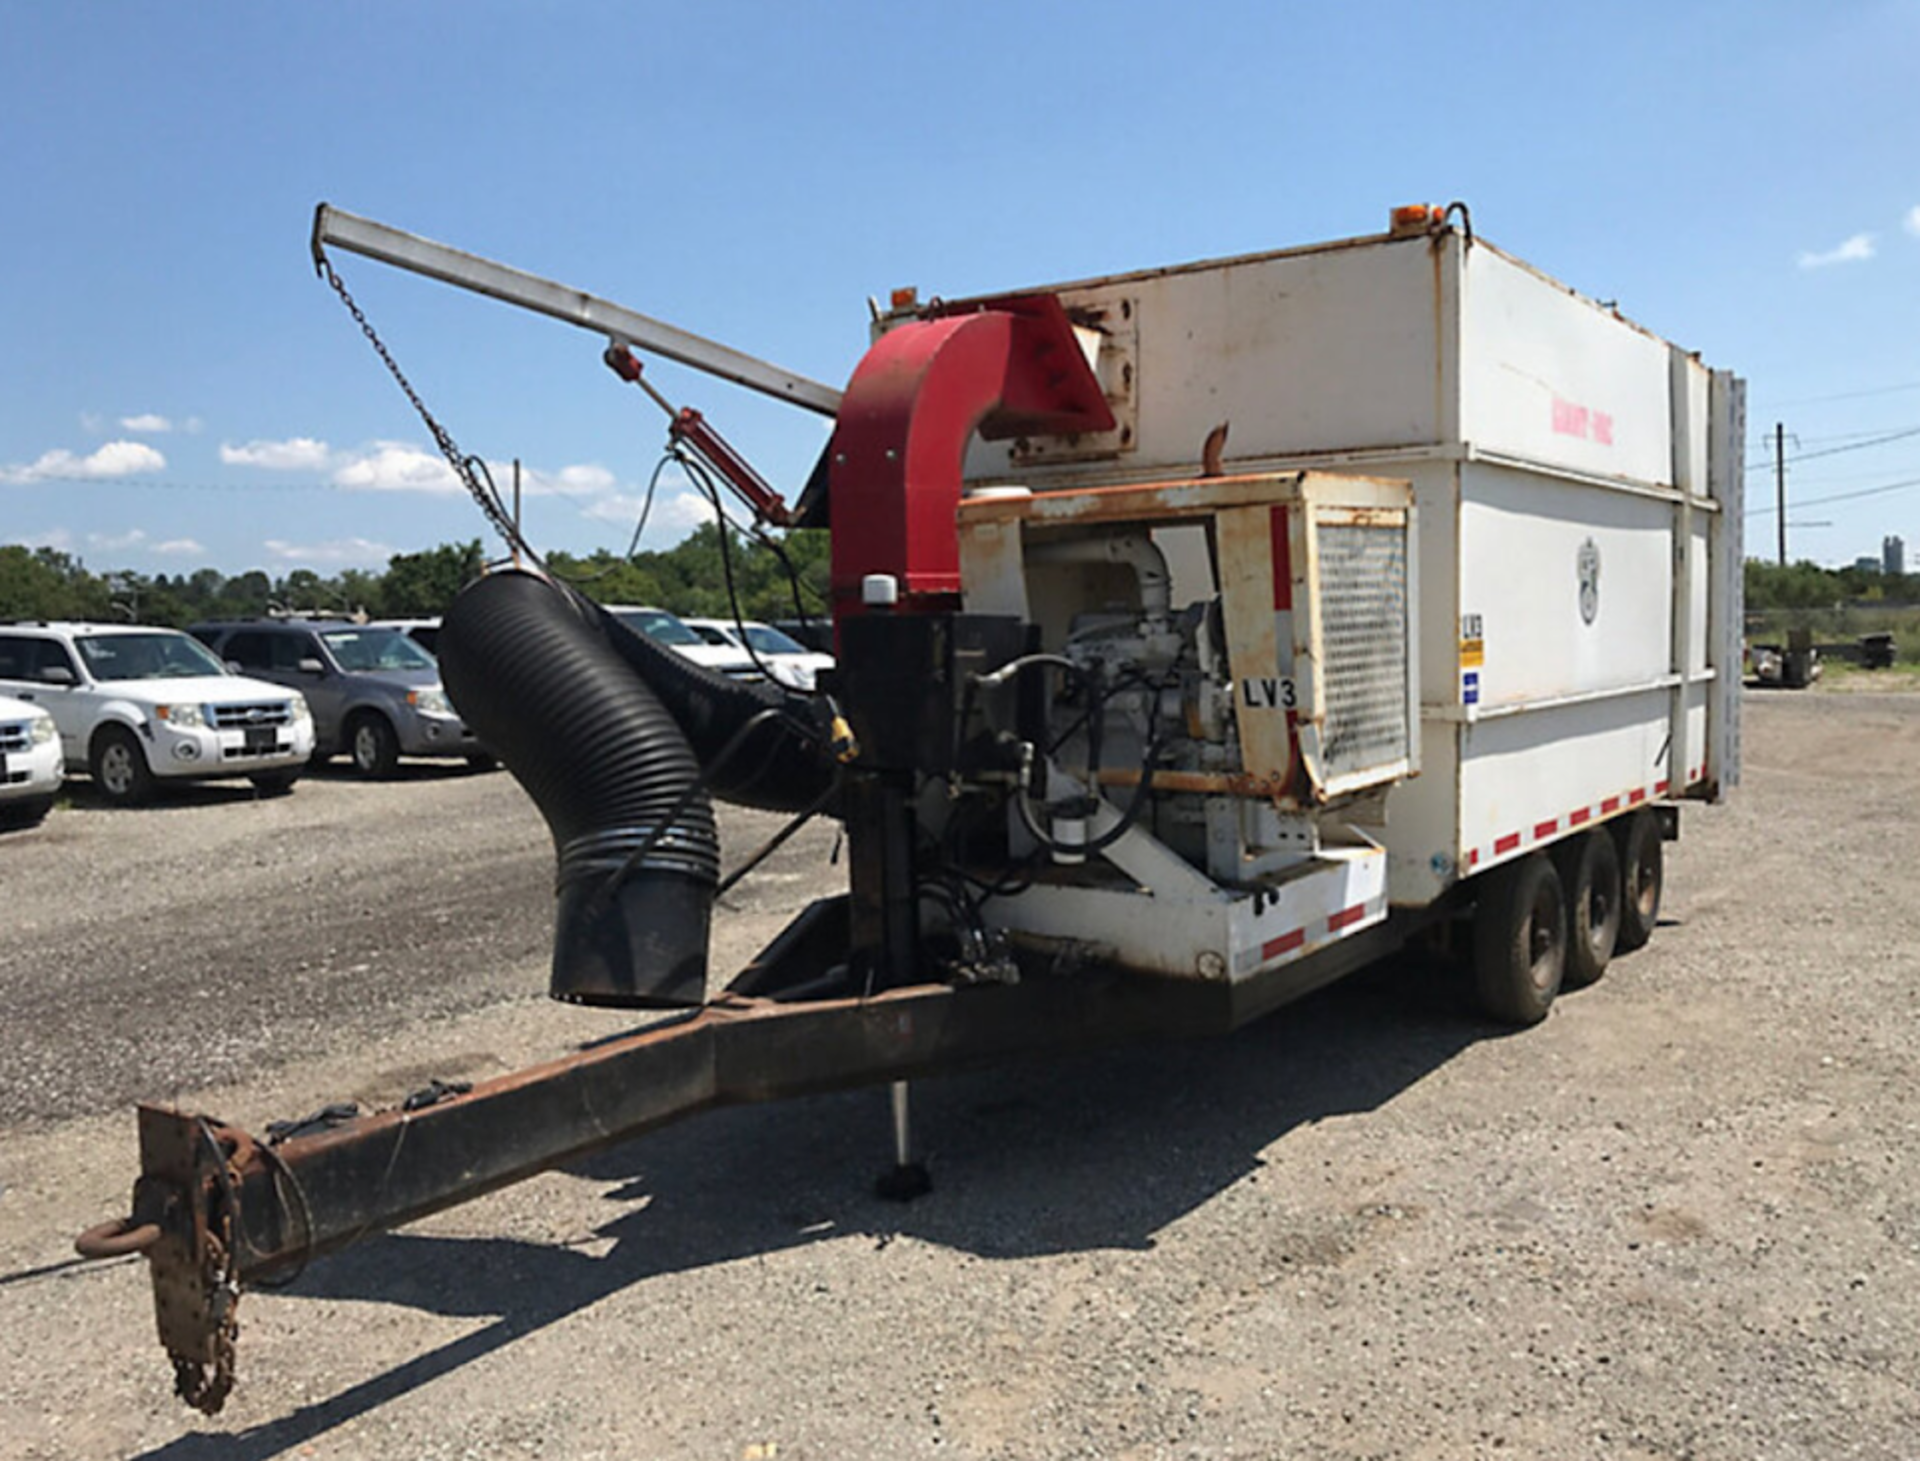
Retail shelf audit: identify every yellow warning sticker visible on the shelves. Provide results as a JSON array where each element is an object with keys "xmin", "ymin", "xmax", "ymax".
[{"xmin": 1459, "ymin": 638, "xmax": 1485, "ymax": 669}]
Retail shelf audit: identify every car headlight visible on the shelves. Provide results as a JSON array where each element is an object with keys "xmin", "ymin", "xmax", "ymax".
[
  {"xmin": 30, "ymin": 711, "xmax": 56, "ymax": 745},
  {"xmin": 408, "ymin": 688, "xmax": 455, "ymax": 717},
  {"xmin": 156, "ymin": 703, "xmax": 205, "ymax": 728},
  {"xmin": 289, "ymin": 696, "xmax": 312, "ymax": 724}
]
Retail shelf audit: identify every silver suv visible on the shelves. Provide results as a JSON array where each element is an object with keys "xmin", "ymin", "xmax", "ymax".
[
  {"xmin": 191, "ymin": 619, "xmax": 486, "ymax": 777},
  {"xmin": 0, "ymin": 623, "xmax": 315, "ymax": 805}
]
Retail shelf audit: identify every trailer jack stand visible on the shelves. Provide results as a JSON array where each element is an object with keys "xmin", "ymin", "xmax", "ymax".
[{"xmin": 874, "ymin": 1079, "xmax": 931, "ymax": 1201}]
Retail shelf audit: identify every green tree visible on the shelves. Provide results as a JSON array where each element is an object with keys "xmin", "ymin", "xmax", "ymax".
[
  {"xmin": 380, "ymin": 540, "xmax": 487, "ymax": 615},
  {"xmin": 0, "ymin": 545, "xmax": 112, "ymax": 620}
]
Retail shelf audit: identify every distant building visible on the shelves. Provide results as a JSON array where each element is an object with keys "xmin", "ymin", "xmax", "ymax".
[
  {"xmin": 1853, "ymin": 555, "xmax": 1882, "ymax": 573},
  {"xmin": 1885, "ymin": 535, "xmax": 1905, "ymax": 577}
]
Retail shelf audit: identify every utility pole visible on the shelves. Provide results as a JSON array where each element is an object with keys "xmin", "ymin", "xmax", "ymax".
[{"xmin": 1775, "ymin": 421, "xmax": 1787, "ymax": 566}]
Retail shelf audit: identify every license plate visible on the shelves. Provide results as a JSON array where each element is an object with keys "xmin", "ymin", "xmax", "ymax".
[{"xmin": 243, "ymin": 727, "xmax": 277, "ymax": 754}]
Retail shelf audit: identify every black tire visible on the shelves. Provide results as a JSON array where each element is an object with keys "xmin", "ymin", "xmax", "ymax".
[
  {"xmin": 0, "ymin": 795, "xmax": 55, "ymax": 829},
  {"xmin": 249, "ymin": 770, "xmax": 301, "ymax": 797},
  {"xmin": 348, "ymin": 713, "xmax": 401, "ymax": 778},
  {"xmin": 91, "ymin": 725, "xmax": 157, "ymax": 807},
  {"xmin": 1557, "ymin": 830, "xmax": 1621, "ymax": 989},
  {"xmin": 1472, "ymin": 853, "xmax": 1567, "ymax": 1026},
  {"xmin": 1613, "ymin": 810, "xmax": 1663, "ymax": 953}
]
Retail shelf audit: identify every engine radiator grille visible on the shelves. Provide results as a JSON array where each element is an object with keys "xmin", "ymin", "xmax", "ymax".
[{"xmin": 1316, "ymin": 521, "xmax": 1410, "ymax": 784}]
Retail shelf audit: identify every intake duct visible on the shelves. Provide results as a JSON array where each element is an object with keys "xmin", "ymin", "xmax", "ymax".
[{"xmin": 438, "ymin": 570, "xmax": 838, "ymax": 1008}]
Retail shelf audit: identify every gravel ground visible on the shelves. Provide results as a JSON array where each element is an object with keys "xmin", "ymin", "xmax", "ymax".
[{"xmin": 1, "ymin": 692, "xmax": 1916, "ymax": 1460}]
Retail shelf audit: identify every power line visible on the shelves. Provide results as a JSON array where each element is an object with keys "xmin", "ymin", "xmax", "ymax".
[
  {"xmin": 1748, "ymin": 474, "xmax": 1920, "ymax": 517},
  {"xmin": 1745, "ymin": 424, "xmax": 1920, "ymax": 472},
  {"xmin": 1752, "ymin": 380, "xmax": 1920, "ymax": 410}
]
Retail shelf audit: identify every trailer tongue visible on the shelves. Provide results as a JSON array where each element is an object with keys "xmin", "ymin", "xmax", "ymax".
[{"xmin": 79, "ymin": 203, "xmax": 1742, "ymax": 1414}]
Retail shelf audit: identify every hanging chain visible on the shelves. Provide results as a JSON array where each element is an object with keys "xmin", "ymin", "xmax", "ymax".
[{"xmin": 315, "ymin": 251, "xmax": 531, "ymax": 559}]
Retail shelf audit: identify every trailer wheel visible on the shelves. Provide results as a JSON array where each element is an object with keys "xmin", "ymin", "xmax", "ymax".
[
  {"xmin": 1557, "ymin": 831, "xmax": 1621, "ymax": 989},
  {"xmin": 1472, "ymin": 853, "xmax": 1566, "ymax": 1026},
  {"xmin": 1613, "ymin": 810, "xmax": 1663, "ymax": 953}
]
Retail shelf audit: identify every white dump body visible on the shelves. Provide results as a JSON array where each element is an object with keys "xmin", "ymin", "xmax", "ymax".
[{"xmin": 956, "ymin": 224, "xmax": 1743, "ymax": 908}]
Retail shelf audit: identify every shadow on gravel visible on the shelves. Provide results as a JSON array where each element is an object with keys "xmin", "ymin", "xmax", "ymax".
[
  {"xmin": 134, "ymin": 952, "xmax": 1492, "ymax": 1460},
  {"xmin": 303, "ymin": 759, "xmax": 497, "ymax": 785}
]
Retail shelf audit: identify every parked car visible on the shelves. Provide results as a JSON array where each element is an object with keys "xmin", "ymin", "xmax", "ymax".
[
  {"xmin": 682, "ymin": 616, "xmax": 834, "ymax": 691},
  {"xmin": 366, "ymin": 617, "xmax": 443, "ymax": 655},
  {"xmin": 0, "ymin": 623, "xmax": 314, "ymax": 805},
  {"xmin": 604, "ymin": 606, "xmax": 761, "ymax": 680},
  {"xmin": 0, "ymin": 691, "xmax": 64, "ymax": 827},
  {"xmin": 191, "ymin": 619, "xmax": 487, "ymax": 777}
]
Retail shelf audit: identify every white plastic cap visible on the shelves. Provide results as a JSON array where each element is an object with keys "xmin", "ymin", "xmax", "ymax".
[{"xmin": 861, "ymin": 574, "xmax": 900, "ymax": 607}]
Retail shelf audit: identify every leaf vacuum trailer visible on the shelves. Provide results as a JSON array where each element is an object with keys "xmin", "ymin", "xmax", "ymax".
[{"xmin": 77, "ymin": 203, "xmax": 1742, "ymax": 1413}]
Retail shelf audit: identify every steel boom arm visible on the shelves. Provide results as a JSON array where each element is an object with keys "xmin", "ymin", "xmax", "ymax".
[{"xmin": 311, "ymin": 203, "xmax": 844, "ymax": 416}]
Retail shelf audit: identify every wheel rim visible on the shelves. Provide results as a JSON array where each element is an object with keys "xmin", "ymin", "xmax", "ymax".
[
  {"xmin": 100, "ymin": 743, "xmax": 135, "ymax": 795},
  {"xmin": 1526, "ymin": 880, "xmax": 1560, "ymax": 992},
  {"xmin": 354, "ymin": 725, "xmax": 377, "ymax": 768},
  {"xmin": 1632, "ymin": 846, "xmax": 1659, "ymax": 919},
  {"xmin": 1588, "ymin": 880, "xmax": 1615, "ymax": 956}
]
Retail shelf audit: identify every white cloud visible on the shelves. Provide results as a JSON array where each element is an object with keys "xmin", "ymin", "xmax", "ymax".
[
  {"xmin": 581, "ymin": 492, "xmax": 646, "ymax": 524},
  {"xmin": 0, "ymin": 440, "xmax": 167, "ymax": 484},
  {"xmin": 83, "ymin": 528, "xmax": 202, "ymax": 556},
  {"xmin": 330, "ymin": 442, "xmax": 462, "ymax": 495},
  {"xmin": 121, "ymin": 413, "xmax": 173, "ymax": 433},
  {"xmin": 19, "ymin": 528, "xmax": 73, "ymax": 551},
  {"xmin": 498, "ymin": 460, "xmax": 617, "ymax": 497},
  {"xmin": 1906, "ymin": 205, "xmax": 1920, "ymax": 239},
  {"xmin": 327, "ymin": 443, "xmax": 618, "ymax": 499},
  {"xmin": 1798, "ymin": 233, "xmax": 1876, "ymax": 269},
  {"xmin": 221, "ymin": 436, "xmax": 332, "ymax": 471},
  {"xmin": 262, "ymin": 536, "xmax": 395, "ymax": 566},
  {"xmin": 655, "ymin": 490, "xmax": 719, "ymax": 533}
]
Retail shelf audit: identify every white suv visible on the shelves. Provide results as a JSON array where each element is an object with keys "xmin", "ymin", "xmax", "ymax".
[
  {"xmin": 604, "ymin": 606, "xmax": 761, "ymax": 680},
  {"xmin": 0, "ymin": 623, "xmax": 316, "ymax": 805},
  {"xmin": 0, "ymin": 691, "xmax": 63, "ymax": 828},
  {"xmin": 682, "ymin": 617, "xmax": 834, "ymax": 691}
]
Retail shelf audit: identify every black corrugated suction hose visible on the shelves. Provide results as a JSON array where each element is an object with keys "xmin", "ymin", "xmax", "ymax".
[
  {"xmin": 438, "ymin": 570, "xmax": 720, "ymax": 1008},
  {"xmin": 588, "ymin": 602, "xmax": 836, "ymax": 815}
]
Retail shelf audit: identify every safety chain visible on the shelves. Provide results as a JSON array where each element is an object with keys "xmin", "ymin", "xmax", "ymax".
[{"xmin": 315, "ymin": 252, "xmax": 530, "ymax": 559}]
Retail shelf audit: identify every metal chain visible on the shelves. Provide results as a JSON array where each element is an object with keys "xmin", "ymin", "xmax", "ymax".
[{"xmin": 316, "ymin": 252, "xmax": 531, "ymax": 559}]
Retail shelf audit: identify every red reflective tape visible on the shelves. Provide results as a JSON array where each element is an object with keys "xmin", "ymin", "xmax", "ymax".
[
  {"xmin": 1261, "ymin": 927, "xmax": 1306, "ymax": 961},
  {"xmin": 1534, "ymin": 819, "xmax": 1558, "ymax": 840},
  {"xmin": 1654, "ymin": 779, "xmax": 1669, "ymax": 795},
  {"xmin": 1628, "ymin": 788, "xmax": 1647, "ymax": 806},
  {"xmin": 1494, "ymin": 832, "xmax": 1521, "ymax": 856},
  {"xmin": 1467, "ymin": 848, "xmax": 1480, "ymax": 867},
  {"xmin": 1600, "ymin": 796, "xmax": 1621, "ymax": 814},
  {"xmin": 1569, "ymin": 807, "xmax": 1592, "ymax": 827},
  {"xmin": 1269, "ymin": 505, "xmax": 1293, "ymax": 611},
  {"xmin": 1329, "ymin": 903, "xmax": 1369, "ymax": 932}
]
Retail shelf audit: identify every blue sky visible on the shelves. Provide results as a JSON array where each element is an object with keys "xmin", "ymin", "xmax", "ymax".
[{"xmin": 3, "ymin": 1, "xmax": 1916, "ymax": 576}]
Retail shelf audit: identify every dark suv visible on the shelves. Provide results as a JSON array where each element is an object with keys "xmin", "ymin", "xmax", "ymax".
[{"xmin": 190, "ymin": 619, "xmax": 487, "ymax": 777}]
